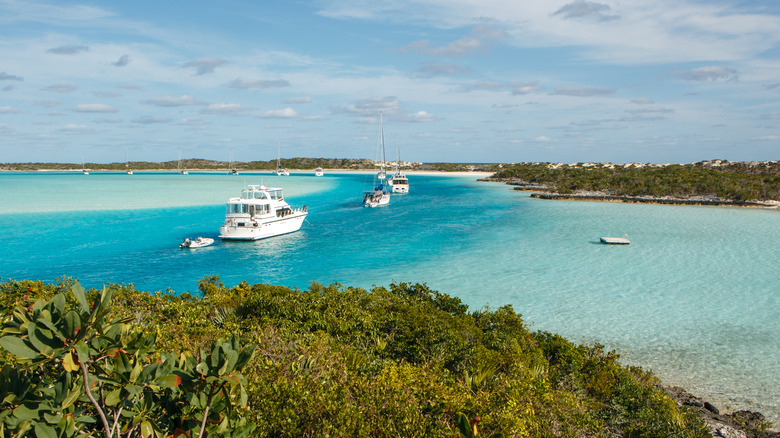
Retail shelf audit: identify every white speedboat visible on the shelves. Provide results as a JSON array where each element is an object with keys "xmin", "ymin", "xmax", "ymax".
[
  {"xmin": 363, "ymin": 112, "xmax": 390, "ymax": 207},
  {"xmin": 180, "ymin": 237, "xmax": 215, "ymax": 248},
  {"xmin": 219, "ymin": 185, "xmax": 307, "ymax": 240}
]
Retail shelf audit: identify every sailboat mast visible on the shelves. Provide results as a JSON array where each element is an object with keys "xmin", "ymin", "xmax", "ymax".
[{"xmin": 380, "ymin": 112, "xmax": 386, "ymax": 173}]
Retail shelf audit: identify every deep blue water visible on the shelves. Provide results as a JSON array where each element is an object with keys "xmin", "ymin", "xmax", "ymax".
[{"xmin": 1, "ymin": 171, "xmax": 778, "ymax": 423}]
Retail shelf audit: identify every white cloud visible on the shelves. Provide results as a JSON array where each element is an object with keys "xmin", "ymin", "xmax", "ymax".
[
  {"xmin": 552, "ymin": 1, "xmax": 620, "ymax": 21},
  {"xmin": 550, "ymin": 87, "xmax": 615, "ymax": 97},
  {"xmin": 41, "ymin": 84, "xmax": 77, "ymax": 93},
  {"xmin": 671, "ymin": 66, "xmax": 739, "ymax": 82},
  {"xmin": 131, "ymin": 116, "xmax": 173, "ymax": 124},
  {"xmin": 228, "ymin": 79, "xmax": 290, "ymax": 89},
  {"xmin": 61, "ymin": 123, "xmax": 91, "ymax": 132},
  {"xmin": 417, "ymin": 62, "xmax": 471, "ymax": 78},
  {"xmin": 0, "ymin": 72, "xmax": 23, "ymax": 81},
  {"xmin": 259, "ymin": 107, "xmax": 298, "ymax": 118},
  {"xmin": 284, "ymin": 97, "xmax": 312, "ymax": 104},
  {"xmin": 511, "ymin": 81, "xmax": 540, "ymax": 95},
  {"xmin": 141, "ymin": 96, "xmax": 205, "ymax": 107},
  {"xmin": 113, "ymin": 54, "xmax": 130, "ymax": 67},
  {"xmin": 631, "ymin": 97, "xmax": 655, "ymax": 105},
  {"xmin": 0, "ymin": 106, "xmax": 20, "ymax": 114},
  {"xmin": 47, "ymin": 45, "xmax": 89, "ymax": 55},
  {"xmin": 182, "ymin": 57, "xmax": 225, "ymax": 75},
  {"xmin": 201, "ymin": 103, "xmax": 249, "ymax": 115},
  {"xmin": 72, "ymin": 104, "xmax": 118, "ymax": 113}
]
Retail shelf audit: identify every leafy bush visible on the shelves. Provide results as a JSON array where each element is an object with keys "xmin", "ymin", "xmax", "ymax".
[{"xmin": 0, "ymin": 278, "xmax": 714, "ymax": 437}]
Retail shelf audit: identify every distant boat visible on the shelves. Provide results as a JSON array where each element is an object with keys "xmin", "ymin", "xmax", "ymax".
[
  {"xmin": 314, "ymin": 167, "xmax": 324, "ymax": 176},
  {"xmin": 276, "ymin": 141, "xmax": 289, "ymax": 176},
  {"xmin": 125, "ymin": 152, "xmax": 133, "ymax": 175},
  {"xmin": 82, "ymin": 156, "xmax": 88, "ymax": 175},
  {"xmin": 229, "ymin": 150, "xmax": 238, "ymax": 175},
  {"xmin": 180, "ymin": 237, "xmax": 214, "ymax": 248},
  {"xmin": 363, "ymin": 112, "xmax": 390, "ymax": 208},
  {"xmin": 601, "ymin": 235, "xmax": 630, "ymax": 245},
  {"xmin": 218, "ymin": 185, "xmax": 307, "ymax": 240},
  {"xmin": 178, "ymin": 150, "xmax": 188, "ymax": 175},
  {"xmin": 388, "ymin": 135, "xmax": 408, "ymax": 193}
]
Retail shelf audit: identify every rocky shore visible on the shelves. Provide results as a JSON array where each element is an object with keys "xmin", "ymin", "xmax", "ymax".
[
  {"xmin": 477, "ymin": 178, "xmax": 779, "ymax": 209},
  {"xmin": 662, "ymin": 386, "xmax": 779, "ymax": 437},
  {"xmin": 528, "ymin": 191, "xmax": 778, "ymax": 208}
]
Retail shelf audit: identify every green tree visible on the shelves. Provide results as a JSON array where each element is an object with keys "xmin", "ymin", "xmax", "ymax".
[{"xmin": 0, "ymin": 283, "xmax": 256, "ymax": 438}]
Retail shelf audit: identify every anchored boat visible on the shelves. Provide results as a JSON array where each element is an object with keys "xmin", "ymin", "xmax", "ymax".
[
  {"xmin": 218, "ymin": 185, "xmax": 307, "ymax": 240},
  {"xmin": 363, "ymin": 112, "xmax": 390, "ymax": 207},
  {"xmin": 180, "ymin": 237, "xmax": 214, "ymax": 248}
]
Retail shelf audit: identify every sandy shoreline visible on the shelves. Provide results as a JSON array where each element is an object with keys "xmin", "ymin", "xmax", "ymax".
[{"xmin": 8, "ymin": 169, "xmax": 494, "ymax": 178}]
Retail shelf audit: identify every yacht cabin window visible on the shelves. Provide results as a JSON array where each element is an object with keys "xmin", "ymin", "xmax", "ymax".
[{"xmin": 269, "ymin": 190, "xmax": 283, "ymax": 200}]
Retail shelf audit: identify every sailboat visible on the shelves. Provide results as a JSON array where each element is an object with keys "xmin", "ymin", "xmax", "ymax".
[
  {"xmin": 388, "ymin": 135, "xmax": 408, "ymax": 193},
  {"xmin": 229, "ymin": 150, "xmax": 238, "ymax": 175},
  {"xmin": 125, "ymin": 152, "xmax": 133, "ymax": 175},
  {"xmin": 275, "ymin": 141, "xmax": 289, "ymax": 176},
  {"xmin": 362, "ymin": 112, "xmax": 390, "ymax": 207},
  {"xmin": 81, "ymin": 156, "xmax": 88, "ymax": 175},
  {"xmin": 178, "ymin": 150, "xmax": 188, "ymax": 175}
]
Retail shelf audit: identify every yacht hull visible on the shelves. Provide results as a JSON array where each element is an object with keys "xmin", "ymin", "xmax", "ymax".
[{"xmin": 219, "ymin": 212, "xmax": 307, "ymax": 240}]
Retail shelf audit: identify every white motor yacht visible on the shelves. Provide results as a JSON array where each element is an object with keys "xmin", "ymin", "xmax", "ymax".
[{"xmin": 219, "ymin": 185, "xmax": 307, "ymax": 240}]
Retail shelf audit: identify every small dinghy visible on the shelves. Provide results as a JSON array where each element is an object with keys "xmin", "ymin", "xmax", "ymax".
[
  {"xmin": 180, "ymin": 237, "xmax": 215, "ymax": 249},
  {"xmin": 600, "ymin": 235, "xmax": 630, "ymax": 245}
]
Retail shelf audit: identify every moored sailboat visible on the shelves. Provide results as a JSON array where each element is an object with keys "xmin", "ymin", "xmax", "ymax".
[
  {"xmin": 363, "ymin": 112, "xmax": 390, "ymax": 207},
  {"xmin": 276, "ymin": 141, "xmax": 289, "ymax": 176},
  {"xmin": 178, "ymin": 150, "xmax": 188, "ymax": 175}
]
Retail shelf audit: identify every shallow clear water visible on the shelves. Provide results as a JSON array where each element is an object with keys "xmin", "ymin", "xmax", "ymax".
[{"xmin": 1, "ymin": 171, "xmax": 778, "ymax": 423}]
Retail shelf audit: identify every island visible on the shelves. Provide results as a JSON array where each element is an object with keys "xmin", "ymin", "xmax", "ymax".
[{"xmin": 480, "ymin": 160, "xmax": 780, "ymax": 209}]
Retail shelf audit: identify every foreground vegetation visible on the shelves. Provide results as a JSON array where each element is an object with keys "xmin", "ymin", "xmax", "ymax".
[
  {"xmin": 490, "ymin": 161, "xmax": 780, "ymax": 201},
  {"xmin": 0, "ymin": 277, "xmax": 714, "ymax": 437}
]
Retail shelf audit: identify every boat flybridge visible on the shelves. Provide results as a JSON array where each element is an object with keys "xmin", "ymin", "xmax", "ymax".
[{"xmin": 218, "ymin": 185, "xmax": 307, "ymax": 241}]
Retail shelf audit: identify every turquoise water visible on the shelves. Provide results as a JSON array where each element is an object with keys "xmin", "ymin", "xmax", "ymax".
[{"xmin": 1, "ymin": 171, "xmax": 778, "ymax": 423}]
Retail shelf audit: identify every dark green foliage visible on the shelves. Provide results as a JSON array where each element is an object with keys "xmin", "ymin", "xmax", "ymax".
[
  {"xmin": 0, "ymin": 281, "xmax": 256, "ymax": 438},
  {"xmin": 493, "ymin": 161, "xmax": 780, "ymax": 201},
  {"xmin": 0, "ymin": 278, "xmax": 717, "ymax": 437}
]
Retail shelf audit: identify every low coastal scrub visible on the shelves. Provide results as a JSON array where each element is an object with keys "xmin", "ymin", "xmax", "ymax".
[
  {"xmin": 1, "ymin": 277, "xmax": 712, "ymax": 437},
  {"xmin": 0, "ymin": 158, "xmax": 499, "ymax": 173},
  {"xmin": 490, "ymin": 161, "xmax": 780, "ymax": 201}
]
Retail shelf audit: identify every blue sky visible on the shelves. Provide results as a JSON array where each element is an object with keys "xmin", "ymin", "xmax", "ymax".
[{"xmin": 1, "ymin": 0, "xmax": 778, "ymax": 164}]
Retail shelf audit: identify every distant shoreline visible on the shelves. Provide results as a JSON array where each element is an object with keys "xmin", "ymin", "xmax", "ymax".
[{"xmin": 2, "ymin": 168, "xmax": 495, "ymax": 178}]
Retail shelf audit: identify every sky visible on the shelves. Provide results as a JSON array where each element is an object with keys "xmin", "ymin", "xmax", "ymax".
[{"xmin": 0, "ymin": 0, "xmax": 779, "ymax": 165}]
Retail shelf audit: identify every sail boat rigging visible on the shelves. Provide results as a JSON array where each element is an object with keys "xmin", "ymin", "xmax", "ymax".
[
  {"xmin": 276, "ymin": 140, "xmax": 289, "ymax": 175},
  {"xmin": 178, "ymin": 150, "xmax": 188, "ymax": 175},
  {"xmin": 362, "ymin": 112, "xmax": 390, "ymax": 207},
  {"xmin": 229, "ymin": 150, "xmax": 238, "ymax": 175},
  {"xmin": 125, "ymin": 152, "xmax": 133, "ymax": 175}
]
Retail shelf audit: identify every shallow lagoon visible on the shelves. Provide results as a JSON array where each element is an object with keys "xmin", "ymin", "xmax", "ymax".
[{"xmin": 1, "ymin": 171, "xmax": 778, "ymax": 423}]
